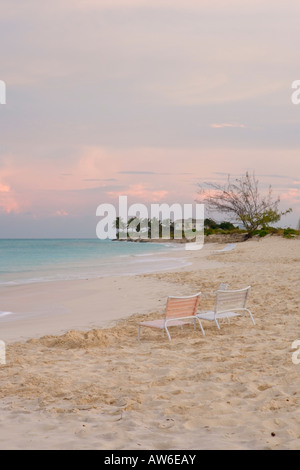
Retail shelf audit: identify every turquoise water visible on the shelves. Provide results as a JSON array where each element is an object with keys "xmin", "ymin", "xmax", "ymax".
[{"xmin": 0, "ymin": 239, "xmax": 185, "ymax": 286}]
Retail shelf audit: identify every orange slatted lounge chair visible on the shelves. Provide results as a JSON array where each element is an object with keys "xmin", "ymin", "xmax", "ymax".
[{"xmin": 138, "ymin": 292, "xmax": 204, "ymax": 342}]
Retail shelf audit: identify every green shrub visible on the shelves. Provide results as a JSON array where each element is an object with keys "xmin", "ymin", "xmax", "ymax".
[
  {"xmin": 218, "ymin": 221, "xmax": 236, "ymax": 231},
  {"xmin": 204, "ymin": 221, "xmax": 298, "ymax": 240},
  {"xmin": 283, "ymin": 228, "xmax": 298, "ymax": 238},
  {"xmin": 258, "ymin": 229, "xmax": 268, "ymax": 237}
]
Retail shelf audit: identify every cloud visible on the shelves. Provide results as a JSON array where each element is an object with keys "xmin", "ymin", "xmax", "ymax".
[
  {"xmin": 59, "ymin": 0, "xmax": 300, "ymax": 14},
  {"xmin": 0, "ymin": 186, "xmax": 21, "ymax": 214},
  {"xmin": 83, "ymin": 178, "xmax": 101, "ymax": 182},
  {"xmin": 0, "ymin": 173, "xmax": 22, "ymax": 213},
  {"xmin": 118, "ymin": 170, "xmax": 173, "ymax": 176},
  {"xmin": 119, "ymin": 171, "xmax": 157, "ymax": 175},
  {"xmin": 210, "ymin": 123, "xmax": 246, "ymax": 129},
  {"xmin": 55, "ymin": 210, "xmax": 68, "ymax": 217},
  {"xmin": 281, "ymin": 188, "xmax": 300, "ymax": 204},
  {"xmin": 107, "ymin": 184, "xmax": 168, "ymax": 202},
  {"xmin": 0, "ymin": 182, "xmax": 10, "ymax": 193},
  {"xmin": 258, "ymin": 174, "xmax": 294, "ymax": 180}
]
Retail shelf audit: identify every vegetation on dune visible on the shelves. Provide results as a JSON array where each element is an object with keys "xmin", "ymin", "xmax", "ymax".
[{"xmin": 197, "ymin": 172, "xmax": 293, "ymax": 239}]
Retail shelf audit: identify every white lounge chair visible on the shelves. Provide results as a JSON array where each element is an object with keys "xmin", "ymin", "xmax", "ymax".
[
  {"xmin": 212, "ymin": 243, "xmax": 236, "ymax": 253},
  {"xmin": 202, "ymin": 283, "xmax": 228, "ymax": 301},
  {"xmin": 138, "ymin": 292, "xmax": 204, "ymax": 342},
  {"xmin": 196, "ymin": 286, "xmax": 255, "ymax": 330},
  {"xmin": 218, "ymin": 283, "xmax": 228, "ymax": 291}
]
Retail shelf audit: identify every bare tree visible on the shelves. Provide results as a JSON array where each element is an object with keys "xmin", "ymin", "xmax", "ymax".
[{"xmin": 197, "ymin": 172, "xmax": 292, "ymax": 238}]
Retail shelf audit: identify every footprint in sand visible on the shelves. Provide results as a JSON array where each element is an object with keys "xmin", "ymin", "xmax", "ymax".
[{"xmin": 158, "ymin": 418, "xmax": 175, "ymax": 429}]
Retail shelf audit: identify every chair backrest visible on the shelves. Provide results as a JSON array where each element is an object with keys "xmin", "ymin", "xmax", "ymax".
[
  {"xmin": 214, "ymin": 286, "xmax": 250, "ymax": 313},
  {"xmin": 165, "ymin": 293, "xmax": 201, "ymax": 320},
  {"xmin": 218, "ymin": 283, "xmax": 228, "ymax": 291}
]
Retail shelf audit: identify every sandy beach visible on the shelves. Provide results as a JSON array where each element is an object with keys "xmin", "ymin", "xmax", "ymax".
[{"xmin": 0, "ymin": 236, "xmax": 299, "ymax": 450}]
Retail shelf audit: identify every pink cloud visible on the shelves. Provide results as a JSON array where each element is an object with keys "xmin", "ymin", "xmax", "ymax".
[
  {"xmin": 210, "ymin": 123, "xmax": 246, "ymax": 129},
  {"xmin": 0, "ymin": 189, "xmax": 21, "ymax": 214},
  {"xmin": 0, "ymin": 183, "xmax": 10, "ymax": 193},
  {"xmin": 66, "ymin": 0, "xmax": 287, "ymax": 12},
  {"xmin": 107, "ymin": 184, "xmax": 168, "ymax": 202},
  {"xmin": 1, "ymin": 146, "xmax": 298, "ymax": 224},
  {"xmin": 281, "ymin": 188, "xmax": 300, "ymax": 204},
  {"xmin": 0, "ymin": 175, "xmax": 21, "ymax": 213},
  {"xmin": 55, "ymin": 210, "xmax": 69, "ymax": 217}
]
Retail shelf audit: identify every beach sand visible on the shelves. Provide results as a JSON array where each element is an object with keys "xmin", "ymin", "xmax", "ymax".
[{"xmin": 0, "ymin": 237, "xmax": 299, "ymax": 450}]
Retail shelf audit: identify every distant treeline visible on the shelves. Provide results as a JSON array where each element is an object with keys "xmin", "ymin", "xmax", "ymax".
[{"xmin": 204, "ymin": 218, "xmax": 299, "ymax": 239}]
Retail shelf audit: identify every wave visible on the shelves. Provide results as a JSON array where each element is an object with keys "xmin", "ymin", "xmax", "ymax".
[
  {"xmin": 0, "ymin": 239, "xmax": 189, "ymax": 287},
  {"xmin": 0, "ymin": 311, "xmax": 13, "ymax": 318}
]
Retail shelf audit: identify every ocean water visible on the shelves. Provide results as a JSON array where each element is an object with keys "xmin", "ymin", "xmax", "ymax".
[{"xmin": 0, "ymin": 239, "xmax": 187, "ymax": 287}]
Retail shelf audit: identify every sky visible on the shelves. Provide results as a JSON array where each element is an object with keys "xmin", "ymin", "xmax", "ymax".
[{"xmin": 0, "ymin": 0, "xmax": 299, "ymax": 237}]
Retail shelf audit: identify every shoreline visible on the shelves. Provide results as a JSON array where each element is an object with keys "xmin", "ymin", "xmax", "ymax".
[
  {"xmin": 0, "ymin": 238, "xmax": 186, "ymax": 289},
  {"xmin": 0, "ymin": 242, "xmax": 219, "ymax": 344},
  {"xmin": 0, "ymin": 236, "xmax": 298, "ymax": 344},
  {"xmin": 113, "ymin": 232, "xmax": 248, "ymax": 243},
  {"xmin": 0, "ymin": 236, "xmax": 299, "ymax": 450}
]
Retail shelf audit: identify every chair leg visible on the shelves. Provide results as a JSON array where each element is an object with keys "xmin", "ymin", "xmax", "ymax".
[
  {"xmin": 196, "ymin": 318, "xmax": 205, "ymax": 336},
  {"xmin": 247, "ymin": 309, "xmax": 255, "ymax": 325},
  {"xmin": 165, "ymin": 327, "xmax": 172, "ymax": 342},
  {"xmin": 138, "ymin": 326, "xmax": 141, "ymax": 341}
]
